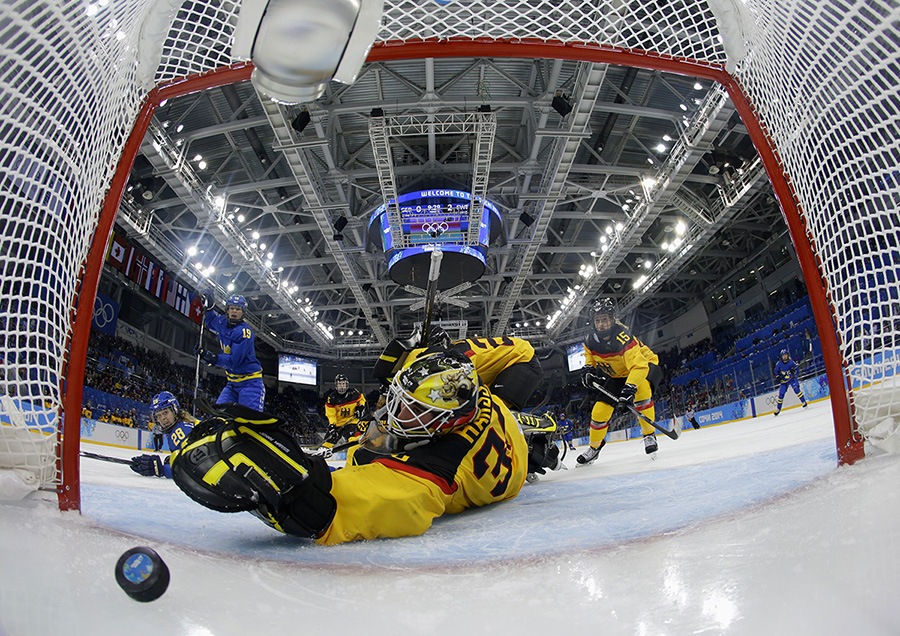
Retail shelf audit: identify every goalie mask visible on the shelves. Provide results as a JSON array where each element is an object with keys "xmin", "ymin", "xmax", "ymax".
[
  {"xmin": 385, "ymin": 351, "xmax": 479, "ymax": 439},
  {"xmin": 150, "ymin": 391, "xmax": 180, "ymax": 432}
]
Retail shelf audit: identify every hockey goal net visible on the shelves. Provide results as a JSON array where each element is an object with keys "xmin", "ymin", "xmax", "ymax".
[{"xmin": 0, "ymin": 0, "xmax": 898, "ymax": 510}]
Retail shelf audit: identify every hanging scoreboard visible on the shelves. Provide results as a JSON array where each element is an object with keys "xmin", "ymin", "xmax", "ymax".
[{"xmin": 367, "ymin": 189, "xmax": 503, "ymax": 289}]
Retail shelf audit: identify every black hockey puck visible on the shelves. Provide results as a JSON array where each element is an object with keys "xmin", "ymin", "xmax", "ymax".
[{"xmin": 114, "ymin": 547, "xmax": 170, "ymax": 602}]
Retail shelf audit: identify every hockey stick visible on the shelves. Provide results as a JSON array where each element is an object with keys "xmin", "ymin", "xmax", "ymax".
[
  {"xmin": 419, "ymin": 247, "xmax": 443, "ymax": 346},
  {"xmin": 80, "ymin": 451, "xmax": 132, "ymax": 465},
  {"xmin": 192, "ymin": 309, "xmax": 206, "ymax": 417},
  {"xmin": 587, "ymin": 380, "xmax": 680, "ymax": 440}
]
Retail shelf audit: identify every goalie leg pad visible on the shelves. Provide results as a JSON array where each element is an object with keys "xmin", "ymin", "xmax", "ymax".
[{"xmin": 171, "ymin": 418, "xmax": 336, "ymax": 538}]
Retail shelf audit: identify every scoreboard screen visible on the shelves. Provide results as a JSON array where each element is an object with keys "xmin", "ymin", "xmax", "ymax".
[{"xmin": 367, "ymin": 189, "xmax": 503, "ymax": 289}]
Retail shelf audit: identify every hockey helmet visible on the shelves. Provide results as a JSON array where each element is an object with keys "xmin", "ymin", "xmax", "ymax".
[
  {"xmin": 589, "ymin": 298, "xmax": 616, "ymax": 335},
  {"xmin": 385, "ymin": 351, "xmax": 479, "ymax": 439},
  {"xmin": 334, "ymin": 374, "xmax": 349, "ymax": 394},
  {"xmin": 225, "ymin": 294, "xmax": 247, "ymax": 326},
  {"xmin": 780, "ymin": 348, "xmax": 789, "ymax": 357},
  {"xmin": 150, "ymin": 391, "xmax": 180, "ymax": 430},
  {"xmin": 226, "ymin": 294, "xmax": 248, "ymax": 308}
]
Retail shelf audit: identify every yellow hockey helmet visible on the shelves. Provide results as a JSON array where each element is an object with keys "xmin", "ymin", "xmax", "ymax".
[{"xmin": 385, "ymin": 351, "xmax": 479, "ymax": 438}]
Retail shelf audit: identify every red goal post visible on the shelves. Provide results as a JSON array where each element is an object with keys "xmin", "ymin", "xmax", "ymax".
[{"xmin": 1, "ymin": 0, "xmax": 897, "ymax": 511}]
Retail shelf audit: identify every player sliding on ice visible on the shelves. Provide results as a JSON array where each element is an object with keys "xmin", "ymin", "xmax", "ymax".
[
  {"xmin": 773, "ymin": 348, "xmax": 808, "ymax": 416},
  {"xmin": 169, "ymin": 343, "xmax": 562, "ymax": 544},
  {"xmin": 129, "ymin": 392, "xmax": 196, "ymax": 478},
  {"xmin": 577, "ymin": 298, "xmax": 665, "ymax": 465}
]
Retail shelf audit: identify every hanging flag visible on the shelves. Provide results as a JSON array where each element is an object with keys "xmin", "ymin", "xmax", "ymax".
[
  {"xmin": 188, "ymin": 293, "xmax": 204, "ymax": 325},
  {"xmin": 174, "ymin": 283, "xmax": 190, "ymax": 316}
]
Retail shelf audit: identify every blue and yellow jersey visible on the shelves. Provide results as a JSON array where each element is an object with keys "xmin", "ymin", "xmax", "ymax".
[
  {"xmin": 774, "ymin": 358, "xmax": 799, "ymax": 383},
  {"xmin": 583, "ymin": 323, "xmax": 659, "ymax": 387},
  {"xmin": 204, "ymin": 312, "xmax": 263, "ymax": 382},
  {"xmin": 160, "ymin": 418, "xmax": 196, "ymax": 478}
]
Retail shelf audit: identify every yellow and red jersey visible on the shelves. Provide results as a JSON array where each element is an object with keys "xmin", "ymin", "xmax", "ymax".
[
  {"xmin": 318, "ymin": 384, "xmax": 528, "ymax": 545},
  {"xmin": 583, "ymin": 323, "xmax": 659, "ymax": 387},
  {"xmin": 324, "ymin": 388, "xmax": 365, "ymax": 428},
  {"xmin": 400, "ymin": 336, "xmax": 534, "ymax": 385}
]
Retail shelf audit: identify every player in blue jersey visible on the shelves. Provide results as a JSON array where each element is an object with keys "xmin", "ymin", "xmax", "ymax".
[
  {"xmin": 557, "ymin": 411, "xmax": 577, "ymax": 451},
  {"xmin": 197, "ymin": 294, "xmax": 266, "ymax": 411},
  {"xmin": 773, "ymin": 349, "xmax": 809, "ymax": 416},
  {"xmin": 130, "ymin": 391, "xmax": 197, "ymax": 478}
]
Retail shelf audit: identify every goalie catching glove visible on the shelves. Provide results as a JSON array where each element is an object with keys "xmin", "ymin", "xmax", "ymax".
[{"xmin": 169, "ymin": 404, "xmax": 336, "ymax": 539}]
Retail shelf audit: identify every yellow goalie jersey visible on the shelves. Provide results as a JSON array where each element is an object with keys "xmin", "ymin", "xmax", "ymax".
[
  {"xmin": 317, "ymin": 371, "xmax": 529, "ymax": 545},
  {"xmin": 450, "ymin": 336, "xmax": 535, "ymax": 386},
  {"xmin": 583, "ymin": 324, "xmax": 659, "ymax": 387}
]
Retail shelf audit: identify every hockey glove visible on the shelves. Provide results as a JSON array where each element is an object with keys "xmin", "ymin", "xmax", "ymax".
[
  {"xmin": 309, "ymin": 446, "xmax": 333, "ymax": 459},
  {"xmin": 200, "ymin": 293, "xmax": 216, "ymax": 312},
  {"xmin": 616, "ymin": 383, "xmax": 638, "ymax": 414},
  {"xmin": 581, "ymin": 366, "xmax": 608, "ymax": 390},
  {"xmin": 130, "ymin": 454, "xmax": 164, "ymax": 477},
  {"xmin": 425, "ymin": 326, "xmax": 452, "ymax": 349},
  {"xmin": 194, "ymin": 347, "xmax": 218, "ymax": 365}
]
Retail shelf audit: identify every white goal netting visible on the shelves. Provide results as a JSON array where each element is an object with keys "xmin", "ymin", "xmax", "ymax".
[{"xmin": 1, "ymin": 0, "xmax": 898, "ymax": 508}]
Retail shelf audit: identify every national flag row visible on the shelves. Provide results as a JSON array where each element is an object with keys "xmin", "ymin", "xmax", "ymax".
[{"xmin": 106, "ymin": 230, "xmax": 204, "ymax": 325}]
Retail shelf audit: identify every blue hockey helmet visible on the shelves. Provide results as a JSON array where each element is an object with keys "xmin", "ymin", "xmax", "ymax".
[
  {"xmin": 151, "ymin": 391, "xmax": 179, "ymax": 414},
  {"xmin": 780, "ymin": 348, "xmax": 789, "ymax": 357},
  {"xmin": 225, "ymin": 294, "xmax": 247, "ymax": 326},
  {"xmin": 150, "ymin": 391, "xmax": 180, "ymax": 430},
  {"xmin": 226, "ymin": 294, "xmax": 247, "ymax": 308}
]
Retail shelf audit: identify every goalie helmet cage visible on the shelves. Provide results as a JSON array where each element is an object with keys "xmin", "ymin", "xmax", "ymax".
[{"xmin": 0, "ymin": 0, "xmax": 897, "ymax": 511}]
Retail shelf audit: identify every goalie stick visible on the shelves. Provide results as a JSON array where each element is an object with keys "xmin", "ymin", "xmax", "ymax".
[
  {"xmin": 419, "ymin": 247, "xmax": 443, "ymax": 346},
  {"xmin": 587, "ymin": 379, "xmax": 680, "ymax": 440}
]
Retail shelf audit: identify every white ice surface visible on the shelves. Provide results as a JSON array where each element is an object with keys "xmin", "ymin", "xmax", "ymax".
[{"xmin": 1, "ymin": 399, "xmax": 899, "ymax": 635}]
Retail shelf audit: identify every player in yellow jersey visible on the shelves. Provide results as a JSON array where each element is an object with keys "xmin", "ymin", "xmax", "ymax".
[
  {"xmin": 311, "ymin": 374, "xmax": 366, "ymax": 458},
  {"xmin": 169, "ymin": 348, "xmax": 536, "ymax": 545},
  {"xmin": 577, "ymin": 298, "xmax": 663, "ymax": 465}
]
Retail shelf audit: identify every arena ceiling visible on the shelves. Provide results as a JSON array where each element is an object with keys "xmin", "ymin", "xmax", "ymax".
[{"xmin": 118, "ymin": 54, "xmax": 788, "ymax": 358}]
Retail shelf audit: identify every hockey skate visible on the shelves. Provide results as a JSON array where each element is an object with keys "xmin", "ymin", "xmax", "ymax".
[
  {"xmin": 773, "ymin": 409, "xmax": 781, "ymax": 417},
  {"xmin": 643, "ymin": 433, "xmax": 658, "ymax": 458},
  {"xmin": 575, "ymin": 439, "xmax": 605, "ymax": 466}
]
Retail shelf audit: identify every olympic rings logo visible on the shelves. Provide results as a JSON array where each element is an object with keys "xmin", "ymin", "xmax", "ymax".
[
  {"xmin": 115, "ymin": 429, "xmax": 131, "ymax": 441},
  {"xmin": 421, "ymin": 221, "xmax": 449, "ymax": 236},
  {"xmin": 93, "ymin": 297, "xmax": 115, "ymax": 328}
]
